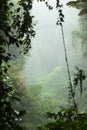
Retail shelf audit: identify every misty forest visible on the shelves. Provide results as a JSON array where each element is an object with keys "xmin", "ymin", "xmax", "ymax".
[{"xmin": 0, "ymin": 0, "xmax": 87, "ymax": 130}]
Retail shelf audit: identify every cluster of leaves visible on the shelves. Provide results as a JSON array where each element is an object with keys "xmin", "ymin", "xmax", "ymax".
[
  {"xmin": 9, "ymin": 60, "xmax": 48, "ymax": 130},
  {"xmin": 0, "ymin": 0, "xmax": 35, "ymax": 129},
  {"xmin": 37, "ymin": 0, "xmax": 53, "ymax": 10},
  {"xmin": 56, "ymin": 0, "xmax": 64, "ymax": 26},
  {"xmin": 37, "ymin": 106, "xmax": 87, "ymax": 130},
  {"xmin": 0, "ymin": 63, "xmax": 26, "ymax": 130},
  {"xmin": 37, "ymin": 0, "xmax": 64, "ymax": 26},
  {"xmin": 67, "ymin": 0, "xmax": 87, "ymax": 16}
]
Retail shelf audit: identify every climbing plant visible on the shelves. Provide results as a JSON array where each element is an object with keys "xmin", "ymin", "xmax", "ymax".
[{"xmin": 36, "ymin": 0, "xmax": 87, "ymax": 130}]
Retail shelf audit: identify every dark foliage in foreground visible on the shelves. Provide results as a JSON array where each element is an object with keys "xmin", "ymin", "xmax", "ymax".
[{"xmin": 0, "ymin": 0, "xmax": 35, "ymax": 129}]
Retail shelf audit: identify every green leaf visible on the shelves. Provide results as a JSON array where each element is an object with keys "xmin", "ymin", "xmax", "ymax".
[{"xmin": 67, "ymin": 1, "xmax": 83, "ymax": 9}]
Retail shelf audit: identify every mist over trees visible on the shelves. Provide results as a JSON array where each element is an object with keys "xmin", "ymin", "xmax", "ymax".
[{"xmin": 0, "ymin": 0, "xmax": 87, "ymax": 130}]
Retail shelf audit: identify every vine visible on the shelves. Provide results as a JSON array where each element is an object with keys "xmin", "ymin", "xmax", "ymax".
[{"xmin": 56, "ymin": 0, "xmax": 77, "ymax": 108}]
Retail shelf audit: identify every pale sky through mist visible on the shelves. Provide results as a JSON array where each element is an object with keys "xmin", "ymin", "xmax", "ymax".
[{"xmin": 23, "ymin": 0, "xmax": 81, "ymax": 84}]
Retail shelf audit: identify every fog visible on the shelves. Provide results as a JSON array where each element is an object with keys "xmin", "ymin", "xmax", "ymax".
[
  {"xmin": 20, "ymin": 0, "xmax": 87, "ymax": 129},
  {"xmin": 1, "ymin": 1, "xmax": 87, "ymax": 130},
  {"xmin": 21, "ymin": 0, "xmax": 87, "ymax": 109},
  {"xmin": 23, "ymin": 0, "xmax": 80, "ymax": 83}
]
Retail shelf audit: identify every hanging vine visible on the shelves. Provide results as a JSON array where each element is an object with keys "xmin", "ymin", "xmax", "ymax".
[
  {"xmin": 37, "ymin": 1, "xmax": 87, "ymax": 130},
  {"xmin": 56, "ymin": 0, "xmax": 77, "ymax": 109}
]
